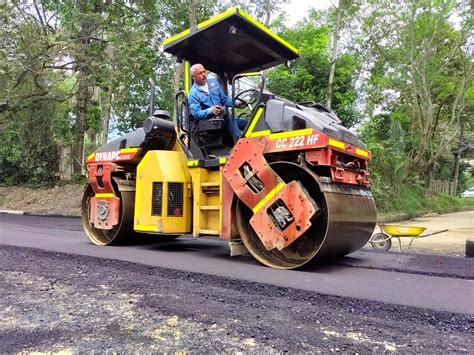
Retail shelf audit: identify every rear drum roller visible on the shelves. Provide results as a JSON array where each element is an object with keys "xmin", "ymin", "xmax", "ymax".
[
  {"xmin": 237, "ymin": 161, "xmax": 376, "ymax": 269},
  {"xmin": 81, "ymin": 182, "xmax": 135, "ymax": 245}
]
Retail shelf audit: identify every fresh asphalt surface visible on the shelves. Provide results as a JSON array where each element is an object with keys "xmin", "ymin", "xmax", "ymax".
[{"xmin": 1, "ymin": 213, "xmax": 473, "ymax": 315}]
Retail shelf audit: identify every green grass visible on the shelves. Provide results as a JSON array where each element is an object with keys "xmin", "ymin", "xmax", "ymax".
[
  {"xmin": 0, "ymin": 194, "xmax": 5, "ymax": 207},
  {"xmin": 457, "ymin": 196, "xmax": 474, "ymax": 206},
  {"xmin": 376, "ymin": 184, "xmax": 474, "ymax": 217}
]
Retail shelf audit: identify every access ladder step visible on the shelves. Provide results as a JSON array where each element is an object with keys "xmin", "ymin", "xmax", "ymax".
[
  {"xmin": 201, "ymin": 181, "xmax": 220, "ymax": 194},
  {"xmin": 201, "ymin": 182, "xmax": 220, "ymax": 187},
  {"xmin": 200, "ymin": 205, "xmax": 220, "ymax": 211},
  {"xmin": 199, "ymin": 229, "xmax": 220, "ymax": 235}
]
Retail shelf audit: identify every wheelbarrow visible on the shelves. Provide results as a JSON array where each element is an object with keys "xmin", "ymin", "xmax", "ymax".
[{"xmin": 369, "ymin": 224, "xmax": 449, "ymax": 252}]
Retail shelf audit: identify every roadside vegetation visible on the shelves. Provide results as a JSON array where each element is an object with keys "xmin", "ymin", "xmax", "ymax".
[
  {"xmin": 376, "ymin": 185, "xmax": 474, "ymax": 217},
  {"xmin": 0, "ymin": 0, "xmax": 472, "ymax": 216}
]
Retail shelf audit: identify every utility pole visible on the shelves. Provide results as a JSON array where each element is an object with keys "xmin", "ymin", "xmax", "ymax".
[{"xmin": 326, "ymin": 0, "xmax": 344, "ymax": 110}]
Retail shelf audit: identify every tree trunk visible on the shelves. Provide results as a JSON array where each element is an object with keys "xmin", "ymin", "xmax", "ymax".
[
  {"xmin": 101, "ymin": 3, "xmax": 120, "ymax": 145},
  {"xmin": 58, "ymin": 144, "xmax": 73, "ymax": 181},
  {"xmin": 453, "ymin": 123, "xmax": 464, "ymax": 195},
  {"xmin": 88, "ymin": 127, "xmax": 97, "ymax": 147},
  {"xmin": 71, "ymin": 0, "xmax": 102, "ymax": 174},
  {"xmin": 264, "ymin": 0, "xmax": 271, "ymax": 26},
  {"xmin": 326, "ymin": 0, "xmax": 344, "ymax": 110},
  {"xmin": 72, "ymin": 68, "xmax": 88, "ymax": 174},
  {"xmin": 189, "ymin": 0, "xmax": 197, "ymax": 27},
  {"xmin": 102, "ymin": 76, "xmax": 114, "ymax": 144}
]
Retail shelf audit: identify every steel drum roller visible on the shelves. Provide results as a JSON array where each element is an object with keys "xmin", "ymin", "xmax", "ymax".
[{"xmin": 237, "ymin": 161, "xmax": 376, "ymax": 269}]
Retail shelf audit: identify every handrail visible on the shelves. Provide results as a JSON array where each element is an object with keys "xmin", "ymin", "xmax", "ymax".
[{"xmin": 174, "ymin": 90, "xmax": 189, "ymax": 135}]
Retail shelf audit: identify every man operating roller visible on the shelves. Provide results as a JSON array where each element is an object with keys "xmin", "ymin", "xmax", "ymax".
[{"xmin": 188, "ymin": 63, "xmax": 247, "ymax": 138}]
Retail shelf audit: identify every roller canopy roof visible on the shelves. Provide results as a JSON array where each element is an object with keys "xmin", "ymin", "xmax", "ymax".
[{"xmin": 163, "ymin": 8, "xmax": 299, "ymax": 76}]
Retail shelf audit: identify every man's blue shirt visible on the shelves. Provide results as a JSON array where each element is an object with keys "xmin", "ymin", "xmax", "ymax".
[{"xmin": 188, "ymin": 79, "xmax": 233, "ymax": 120}]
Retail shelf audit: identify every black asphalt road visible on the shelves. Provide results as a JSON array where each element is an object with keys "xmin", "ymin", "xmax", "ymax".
[
  {"xmin": 2, "ymin": 245, "xmax": 472, "ymax": 352},
  {"xmin": 1, "ymin": 213, "xmax": 473, "ymax": 315}
]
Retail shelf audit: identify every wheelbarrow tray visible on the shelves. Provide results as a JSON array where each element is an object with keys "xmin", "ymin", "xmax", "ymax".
[{"xmin": 379, "ymin": 224, "xmax": 427, "ymax": 237}]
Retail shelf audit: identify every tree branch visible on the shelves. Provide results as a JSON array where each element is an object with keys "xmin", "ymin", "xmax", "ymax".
[{"xmin": 43, "ymin": 61, "xmax": 77, "ymax": 70}]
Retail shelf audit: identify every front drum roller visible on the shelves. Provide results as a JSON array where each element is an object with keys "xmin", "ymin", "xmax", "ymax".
[
  {"xmin": 237, "ymin": 162, "xmax": 376, "ymax": 269},
  {"xmin": 81, "ymin": 182, "xmax": 135, "ymax": 245}
]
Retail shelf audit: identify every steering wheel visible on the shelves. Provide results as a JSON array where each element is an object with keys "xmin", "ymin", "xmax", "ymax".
[{"xmin": 234, "ymin": 89, "xmax": 259, "ymax": 110}]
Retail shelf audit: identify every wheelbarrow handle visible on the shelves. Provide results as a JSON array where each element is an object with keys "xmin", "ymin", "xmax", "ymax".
[{"xmin": 419, "ymin": 229, "xmax": 449, "ymax": 238}]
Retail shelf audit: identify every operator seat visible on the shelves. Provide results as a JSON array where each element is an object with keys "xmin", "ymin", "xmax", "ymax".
[{"xmin": 188, "ymin": 113, "xmax": 234, "ymax": 159}]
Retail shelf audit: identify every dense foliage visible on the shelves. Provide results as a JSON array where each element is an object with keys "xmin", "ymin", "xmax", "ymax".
[
  {"xmin": 0, "ymin": 0, "xmax": 472, "ymax": 213},
  {"xmin": 357, "ymin": 0, "xmax": 473, "ymax": 209},
  {"xmin": 267, "ymin": 9, "xmax": 363, "ymax": 127}
]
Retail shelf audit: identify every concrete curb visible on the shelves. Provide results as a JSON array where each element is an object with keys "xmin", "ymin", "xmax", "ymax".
[
  {"xmin": 377, "ymin": 214, "xmax": 411, "ymax": 223},
  {"xmin": 455, "ymin": 206, "xmax": 474, "ymax": 212},
  {"xmin": 0, "ymin": 209, "xmax": 25, "ymax": 215},
  {"xmin": 0, "ymin": 209, "xmax": 80, "ymax": 218}
]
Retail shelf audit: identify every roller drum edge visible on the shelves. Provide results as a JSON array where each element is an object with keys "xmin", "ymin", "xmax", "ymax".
[{"xmin": 315, "ymin": 190, "xmax": 377, "ymax": 260}]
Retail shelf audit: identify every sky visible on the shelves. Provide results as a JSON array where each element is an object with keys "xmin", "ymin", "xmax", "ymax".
[{"xmin": 279, "ymin": 0, "xmax": 338, "ymax": 26}]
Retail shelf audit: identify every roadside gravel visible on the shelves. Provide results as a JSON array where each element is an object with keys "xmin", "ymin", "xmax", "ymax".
[
  {"xmin": 1, "ymin": 245, "xmax": 472, "ymax": 353},
  {"xmin": 0, "ymin": 185, "xmax": 83, "ymax": 217}
]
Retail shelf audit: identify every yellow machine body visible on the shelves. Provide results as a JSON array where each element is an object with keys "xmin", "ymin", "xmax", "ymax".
[{"xmin": 134, "ymin": 150, "xmax": 192, "ymax": 234}]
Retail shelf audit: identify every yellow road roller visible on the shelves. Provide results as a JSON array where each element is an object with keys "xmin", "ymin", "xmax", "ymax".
[{"xmin": 81, "ymin": 8, "xmax": 376, "ymax": 269}]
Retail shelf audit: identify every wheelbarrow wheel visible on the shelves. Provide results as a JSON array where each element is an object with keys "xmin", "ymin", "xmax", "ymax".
[{"xmin": 370, "ymin": 233, "xmax": 392, "ymax": 251}]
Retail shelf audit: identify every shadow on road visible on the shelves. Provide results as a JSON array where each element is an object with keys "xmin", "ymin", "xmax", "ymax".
[{"xmin": 110, "ymin": 232, "xmax": 371, "ymax": 272}]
